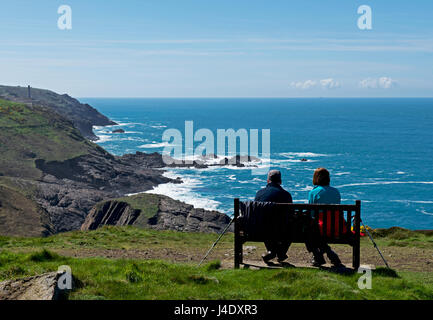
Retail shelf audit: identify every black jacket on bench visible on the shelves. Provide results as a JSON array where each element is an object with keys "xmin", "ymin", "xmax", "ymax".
[{"xmin": 254, "ymin": 182, "xmax": 293, "ymax": 203}]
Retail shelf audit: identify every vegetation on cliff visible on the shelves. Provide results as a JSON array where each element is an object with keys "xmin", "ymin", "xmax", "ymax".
[{"xmin": 0, "ymin": 99, "xmax": 102, "ymax": 179}]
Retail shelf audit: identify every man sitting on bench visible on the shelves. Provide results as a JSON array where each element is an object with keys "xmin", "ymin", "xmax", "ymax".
[{"xmin": 255, "ymin": 170, "xmax": 293, "ymax": 264}]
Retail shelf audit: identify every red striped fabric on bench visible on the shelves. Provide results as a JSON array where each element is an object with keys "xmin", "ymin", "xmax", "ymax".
[{"xmin": 317, "ymin": 210, "xmax": 349, "ymax": 239}]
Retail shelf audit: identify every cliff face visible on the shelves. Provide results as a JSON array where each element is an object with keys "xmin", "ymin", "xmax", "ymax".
[
  {"xmin": 0, "ymin": 85, "xmax": 116, "ymax": 140},
  {"xmin": 152, "ymin": 195, "xmax": 232, "ymax": 233},
  {"xmin": 81, "ymin": 201, "xmax": 141, "ymax": 231},
  {"xmin": 81, "ymin": 194, "xmax": 232, "ymax": 234},
  {"xmin": 31, "ymin": 150, "xmax": 175, "ymax": 234},
  {"xmin": 0, "ymin": 99, "xmax": 174, "ymax": 236}
]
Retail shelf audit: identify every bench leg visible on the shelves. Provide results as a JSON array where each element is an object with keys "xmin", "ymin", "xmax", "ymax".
[
  {"xmin": 353, "ymin": 201, "xmax": 361, "ymax": 270},
  {"xmin": 353, "ymin": 242, "xmax": 360, "ymax": 270},
  {"xmin": 234, "ymin": 198, "xmax": 242, "ymax": 269},
  {"xmin": 234, "ymin": 235, "xmax": 243, "ymax": 269}
]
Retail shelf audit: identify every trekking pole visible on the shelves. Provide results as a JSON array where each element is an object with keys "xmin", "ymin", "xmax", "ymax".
[
  {"xmin": 361, "ymin": 219, "xmax": 390, "ymax": 269},
  {"xmin": 198, "ymin": 217, "xmax": 235, "ymax": 267}
]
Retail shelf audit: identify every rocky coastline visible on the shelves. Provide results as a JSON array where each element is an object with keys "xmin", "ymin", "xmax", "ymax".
[{"xmin": 0, "ymin": 86, "xmax": 240, "ymax": 237}]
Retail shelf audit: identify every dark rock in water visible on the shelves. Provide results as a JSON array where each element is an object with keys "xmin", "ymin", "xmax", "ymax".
[
  {"xmin": 300, "ymin": 158, "xmax": 308, "ymax": 162},
  {"xmin": 0, "ymin": 271, "xmax": 72, "ymax": 300},
  {"xmin": 120, "ymin": 151, "xmax": 168, "ymax": 168},
  {"xmin": 218, "ymin": 155, "xmax": 260, "ymax": 167},
  {"xmin": 81, "ymin": 194, "xmax": 232, "ymax": 234},
  {"xmin": 112, "ymin": 129, "xmax": 125, "ymax": 133}
]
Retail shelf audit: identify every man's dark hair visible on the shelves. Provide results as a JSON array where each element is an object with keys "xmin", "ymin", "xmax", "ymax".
[
  {"xmin": 267, "ymin": 170, "xmax": 282, "ymax": 184},
  {"xmin": 313, "ymin": 168, "xmax": 330, "ymax": 186}
]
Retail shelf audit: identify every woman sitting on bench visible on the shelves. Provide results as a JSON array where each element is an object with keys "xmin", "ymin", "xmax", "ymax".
[{"xmin": 307, "ymin": 168, "xmax": 343, "ymax": 267}]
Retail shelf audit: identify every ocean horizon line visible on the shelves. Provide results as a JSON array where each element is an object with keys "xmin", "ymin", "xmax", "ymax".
[{"xmin": 80, "ymin": 96, "xmax": 433, "ymax": 100}]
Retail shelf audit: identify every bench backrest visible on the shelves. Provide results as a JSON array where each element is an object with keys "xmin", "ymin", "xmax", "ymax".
[{"xmin": 234, "ymin": 199, "xmax": 361, "ymax": 244}]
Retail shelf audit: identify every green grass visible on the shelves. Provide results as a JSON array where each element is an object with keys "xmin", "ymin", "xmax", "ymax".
[
  {"xmin": 0, "ymin": 226, "xmax": 432, "ymax": 300},
  {"xmin": 0, "ymin": 249, "xmax": 432, "ymax": 300},
  {"xmin": 0, "ymin": 99, "xmax": 99, "ymax": 179},
  {"xmin": 0, "ymin": 226, "xmax": 233, "ymax": 252},
  {"xmin": 371, "ymin": 227, "xmax": 433, "ymax": 249},
  {"xmin": 2, "ymin": 224, "xmax": 431, "ymax": 253}
]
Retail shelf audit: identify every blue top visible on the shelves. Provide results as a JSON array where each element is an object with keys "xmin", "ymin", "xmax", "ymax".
[{"xmin": 308, "ymin": 185, "xmax": 341, "ymax": 205}]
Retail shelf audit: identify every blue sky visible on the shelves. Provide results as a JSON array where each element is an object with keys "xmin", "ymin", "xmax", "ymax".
[{"xmin": 0, "ymin": 0, "xmax": 432, "ymax": 97}]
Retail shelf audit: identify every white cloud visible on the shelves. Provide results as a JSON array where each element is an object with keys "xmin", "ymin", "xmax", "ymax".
[
  {"xmin": 290, "ymin": 80, "xmax": 317, "ymax": 89},
  {"xmin": 290, "ymin": 78, "xmax": 340, "ymax": 90},
  {"xmin": 378, "ymin": 77, "xmax": 396, "ymax": 89},
  {"xmin": 320, "ymin": 78, "xmax": 341, "ymax": 89},
  {"xmin": 360, "ymin": 77, "xmax": 397, "ymax": 89}
]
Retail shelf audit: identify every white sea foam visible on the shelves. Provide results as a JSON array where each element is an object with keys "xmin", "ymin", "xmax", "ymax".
[
  {"xmin": 390, "ymin": 200, "xmax": 433, "ymax": 204},
  {"xmin": 293, "ymin": 185, "xmax": 314, "ymax": 192},
  {"xmin": 150, "ymin": 125, "xmax": 168, "ymax": 128},
  {"xmin": 334, "ymin": 172, "xmax": 351, "ymax": 176},
  {"xmin": 138, "ymin": 142, "xmax": 173, "ymax": 148},
  {"xmin": 96, "ymin": 135, "xmax": 112, "ymax": 143},
  {"xmin": 417, "ymin": 209, "xmax": 433, "ymax": 216},
  {"xmin": 113, "ymin": 121, "xmax": 146, "ymax": 127},
  {"xmin": 273, "ymin": 159, "xmax": 318, "ymax": 164},
  {"xmin": 280, "ymin": 152, "xmax": 329, "ymax": 158},
  {"xmin": 144, "ymin": 171, "xmax": 222, "ymax": 211},
  {"xmin": 341, "ymin": 199, "xmax": 373, "ymax": 203},
  {"xmin": 112, "ymin": 121, "xmax": 132, "ymax": 126}
]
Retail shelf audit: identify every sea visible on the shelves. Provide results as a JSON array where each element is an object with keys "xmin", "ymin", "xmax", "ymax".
[{"xmin": 82, "ymin": 98, "xmax": 433, "ymax": 230}]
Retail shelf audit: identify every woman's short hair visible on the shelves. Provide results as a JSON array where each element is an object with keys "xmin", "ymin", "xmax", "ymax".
[{"xmin": 313, "ymin": 168, "xmax": 330, "ymax": 186}]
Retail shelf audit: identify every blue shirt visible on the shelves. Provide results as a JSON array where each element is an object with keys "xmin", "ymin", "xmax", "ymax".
[{"xmin": 308, "ymin": 185, "xmax": 341, "ymax": 205}]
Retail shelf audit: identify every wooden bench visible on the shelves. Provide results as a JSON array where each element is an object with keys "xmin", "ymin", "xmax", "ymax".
[{"xmin": 233, "ymin": 199, "xmax": 361, "ymax": 270}]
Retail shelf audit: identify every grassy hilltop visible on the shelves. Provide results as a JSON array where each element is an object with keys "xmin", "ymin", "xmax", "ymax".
[
  {"xmin": 0, "ymin": 85, "xmax": 115, "ymax": 140},
  {"xmin": 0, "ymin": 99, "xmax": 101, "ymax": 179}
]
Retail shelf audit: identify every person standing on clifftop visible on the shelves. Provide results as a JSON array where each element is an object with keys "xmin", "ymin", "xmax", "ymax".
[{"xmin": 255, "ymin": 170, "xmax": 293, "ymax": 264}]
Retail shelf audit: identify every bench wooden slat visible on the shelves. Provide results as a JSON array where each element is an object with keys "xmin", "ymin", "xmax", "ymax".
[
  {"xmin": 330, "ymin": 209, "xmax": 335, "ymax": 239},
  {"xmin": 322, "ymin": 209, "xmax": 327, "ymax": 240},
  {"xmin": 339, "ymin": 210, "xmax": 344, "ymax": 239}
]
